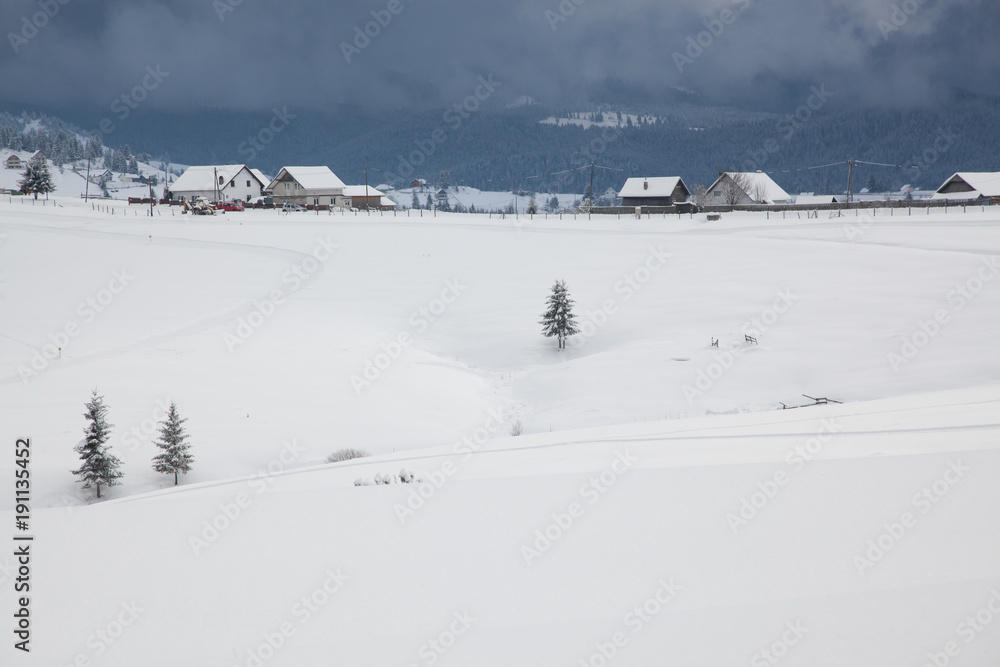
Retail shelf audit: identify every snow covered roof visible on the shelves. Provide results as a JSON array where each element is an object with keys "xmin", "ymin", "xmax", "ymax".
[
  {"xmin": 932, "ymin": 172, "xmax": 1000, "ymax": 200},
  {"xmin": 171, "ymin": 165, "xmax": 251, "ymax": 193},
  {"xmin": 342, "ymin": 185, "xmax": 386, "ymax": 197},
  {"xmin": 794, "ymin": 194, "xmax": 840, "ymax": 205},
  {"xmin": 708, "ymin": 172, "xmax": 793, "ymax": 204},
  {"xmin": 268, "ymin": 166, "xmax": 346, "ymax": 192},
  {"xmin": 249, "ymin": 169, "xmax": 270, "ymax": 187},
  {"xmin": 618, "ymin": 177, "xmax": 688, "ymax": 199}
]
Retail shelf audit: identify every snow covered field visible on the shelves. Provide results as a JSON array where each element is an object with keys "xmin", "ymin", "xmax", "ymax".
[{"xmin": 1, "ymin": 198, "xmax": 998, "ymax": 665}]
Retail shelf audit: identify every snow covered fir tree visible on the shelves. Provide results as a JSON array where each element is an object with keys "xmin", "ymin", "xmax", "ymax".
[
  {"xmin": 18, "ymin": 156, "xmax": 55, "ymax": 199},
  {"xmin": 151, "ymin": 402, "xmax": 195, "ymax": 486},
  {"xmin": 540, "ymin": 280, "xmax": 580, "ymax": 350},
  {"xmin": 72, "ymin": 390, "xmax": 124, "ymax": 499}
]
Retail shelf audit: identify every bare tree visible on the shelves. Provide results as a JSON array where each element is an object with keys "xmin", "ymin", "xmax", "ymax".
[
  {"xmin": 691, "ymin": 183, "xmax": 710, "ymax": 207},
  {"xmin": 720, "ymin": 172, "xmax": 751, "ymax": 206},
  {"xmin": 753, "ymin": 181, "xmax": 769, "ymax": 204}
]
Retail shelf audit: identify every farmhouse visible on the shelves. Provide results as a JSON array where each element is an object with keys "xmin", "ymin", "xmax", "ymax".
[
  {"xmin": 618, "ymin": 177, "xmax": 690, "ymax": 207},
  {"xmin": 171, "ymin": 165, "xmax": 268, "ymax": 202},
  {"xmin": 932, "ymin": 172, "xmax": 1000, "ymax": 203},
  {"xmin": 4, "ymin": 154, "xmax": 23, "ymax": 170},
  {"xmin": 266, "ymin": 166, "xmax": 348, "ymax": 207},
  {"xmin": 706, "ymin": 172, "xmax": 792, "ymax": 205},
  {"xmin": 343, "ymin": 185, "xmax": 396, "ymax": 210}
]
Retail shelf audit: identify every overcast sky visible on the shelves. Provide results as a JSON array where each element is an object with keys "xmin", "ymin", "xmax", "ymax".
[{"xmin": 0, "ymin": 0, "xmax": 997, "ymax": 114}]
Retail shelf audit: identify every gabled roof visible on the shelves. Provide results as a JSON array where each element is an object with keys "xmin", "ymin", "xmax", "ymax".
[
  {"xmin": 171, "ymin": 165, "xmax": 250, "ymax": 193},
  {"xmin": 249, "ymin": 169, "xmax": 270, "ymax": 187},
  {"xmin": 343, "ymin": 185, "xmax": 386, "ymax": 197},
  {"xmin": 933, "ymin": 172, "xmax": 1000, "ymax": 199},
  {"xmin": 618, "ymin": 177, "xmax": 688, "ymax": 199},
  {"xmin": 707, "ymin": 172, "xmax": 792, "ymax": 204},
  {"xmin": 267, "ymin": 166, "xmax": 346, "ymax": 192}
]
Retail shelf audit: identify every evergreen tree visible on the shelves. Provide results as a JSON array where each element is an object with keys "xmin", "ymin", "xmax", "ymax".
[
  {"xmin": 72, "ymin": 390, "xmax": 124, "ymax": 499},
  {"xmin": 540, "ymin": 280, "xmax": 580, "ymax": 350},
  {"xmin": 151, "ymin": 402, "xmax": 194, "ymax": 486},
  {"xmin": 526, "ymin": 196, "xmax": 538, "ymax": 215},
  {"xmin": 18, "ymin": 157, "xmax": 55, "ymax": 199},
  {"xmin": 425, "ymin": 193, "xmax": 434, "ymax": 210},
  {"xmin": 411, "ymin": 190, "xmax": 420, "ymax": 209}
]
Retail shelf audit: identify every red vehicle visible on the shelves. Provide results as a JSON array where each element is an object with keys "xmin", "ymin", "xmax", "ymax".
[{"xmin": 214, "ymin": 202, "xmax": 244, "ymax": 212}]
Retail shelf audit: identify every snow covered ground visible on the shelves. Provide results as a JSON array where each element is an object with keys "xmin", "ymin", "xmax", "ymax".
[
  {"xmin": 383, "ymin": 185, "xmax": 585, "ymax": 212},
  {"xmin": 0, "ymin": 199, "xmax": 998, "ymax": 665}
]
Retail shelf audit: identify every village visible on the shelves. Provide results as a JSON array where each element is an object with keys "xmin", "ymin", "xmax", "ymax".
[{"xmin": 3, "ymin": 146, "xmax": 998, "ymax": 217}]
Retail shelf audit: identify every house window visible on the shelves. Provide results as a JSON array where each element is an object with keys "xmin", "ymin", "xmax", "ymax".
[
  {"xmin": 314, "ymin": 198, "xmax": 319, "ymax": 206},
  {"xmin": 247, "ymin": 180, "xmax": 251, "ymax": 187},
  {"xmin": 219, "ymin": 176, "xmax": 224, "ymax": 185}
]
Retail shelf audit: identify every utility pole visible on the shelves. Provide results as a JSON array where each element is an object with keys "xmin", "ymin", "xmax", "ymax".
[
  {"xmin": 364, "ymin": 163, "xmax": 370, "ymax": 215},
  {"xmin": 214, "ymin": 167, "xmax": 219, "ymax": 203},
  {"xmin": 847, "ymin": 158, "xmax": 855, "ymax": 205},
  {"xmin": 84, "ymin": 156, "xmax": 91, "ymax": 202},
  {"xmin": 589, "ymin": 161, "xmax": 595, "ymax": 220},
  {"xmin": 148, "ymin": 180, "xmax": 154, "ymax": 217}
]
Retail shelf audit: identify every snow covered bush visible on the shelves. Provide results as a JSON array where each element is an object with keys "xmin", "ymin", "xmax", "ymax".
[{"xmin": 327, "ymin": 448, "xmax": 370, "ymax": 464}]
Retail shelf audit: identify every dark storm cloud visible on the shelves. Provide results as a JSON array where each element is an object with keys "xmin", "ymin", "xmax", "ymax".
[{"xmin": 0, "ymin": 0, "xmax": 997, "ymax": 113}]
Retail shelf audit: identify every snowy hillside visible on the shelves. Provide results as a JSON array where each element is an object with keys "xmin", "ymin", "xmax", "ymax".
[{"xmin": 0, "ymin": 199, "xmax": 998, "ymax": 664}]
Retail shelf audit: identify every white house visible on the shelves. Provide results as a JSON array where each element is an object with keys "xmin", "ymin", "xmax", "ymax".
[
  {"xmin": 266, "ymin": 166, "xmax": 348, "ymax": 207},
  {"xmin": 705, "ymin": 172, "xmax": 792, "ymax": 205},
  {"xmin": 932, "ymin": 172, "xmax": 1000, "ymax": 203},
  {"xmin": 170, "ymin": 165, "xmax": 268, "ymax": 202},
  {"xmin": 618, "ymin": 177, "xmax": 690, "ymax": 207}
]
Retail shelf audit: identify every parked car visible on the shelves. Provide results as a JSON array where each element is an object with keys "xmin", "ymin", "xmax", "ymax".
[
  {"xmin": 214, "ymin": 202, "xmax": 244, "ymax": 212},
  {"xmin": 282, "ymin": 203, "xmax": 306, "ymax": 212}
]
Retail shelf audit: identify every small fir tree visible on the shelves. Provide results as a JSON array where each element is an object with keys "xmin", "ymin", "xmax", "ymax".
[
  {"xmin": 19, "ymin": 157, "xmax": 55, "ymax": 199},
  {"xmin": 73, "ymin": 390, "xmax": 124, "ymax": 499},
  {"xmin": 540, "ymin": 280, "xmax": 580, "ymax": 349},
  {"xmin": 151, "ymin": 402, "xmax": 195, "ymax": 485}
]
